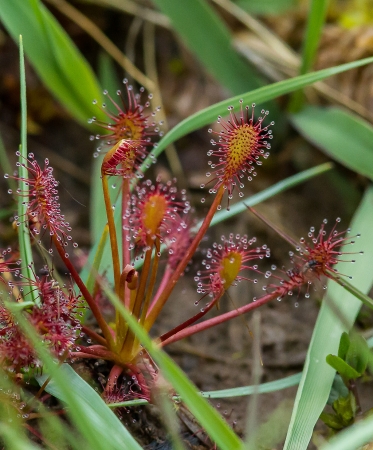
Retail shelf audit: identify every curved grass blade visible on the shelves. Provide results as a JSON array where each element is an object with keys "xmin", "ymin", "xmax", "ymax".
[
  {"xmin": 291, "ymin": 106, "xmax": 373, "ymax": 181},
  {"xmin": 0, "ymin": 0, "xmax": 105, "ymax": 126},
  {"xmin": 103, "ymin": 284, "xmax": 244, "ymax": 450},
  {"xmin": 18, "ymin": 36, "xmax": 37, "ymax": 303},
  {"xmin": 138, "ymin": 56, "xmax": 373, "ymax": 174},
  {"xmin": 284, "ymin": 185, "xmax": 373, "ymax": 450}
]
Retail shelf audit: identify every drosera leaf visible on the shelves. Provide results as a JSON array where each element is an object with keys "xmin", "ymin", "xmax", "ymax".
[
  {"xmin": 284, "ymin": 185, "xmax": 373, "ymax": 450},
  {"xmin": 99, "ymin": 162, "xmax": 332, "ymax": 275},
  {"xmin": 116, "ymin": 163, "xmax": 333, "ymax": 274},
  {"xmin": 0, "ymin": 0, "xmax": 105, "ymax": 126},
  {"xmin": 291, "ymin": 106, "xmax": 373, "ymax": 181},
  {"xmin": 138, "ymin": 56, "xmax": 373, "ymax": 173},
  {"xmin": 102, "ymin": 283, "xmax": 245, "ymax": 450}
]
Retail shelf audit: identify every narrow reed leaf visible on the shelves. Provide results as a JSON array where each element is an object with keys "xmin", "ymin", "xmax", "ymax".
[
  {"xmin": 0, "ymin": 0, "xmax": 104, "ymax": 126},
  {"xmin": 18, "ymin": 36, "xmax": 37, "ymax": 302},
  {"xmin": 139, "ymin": 56, "xmax": 373, "ymax": 172},
  {"xmin": 103, "ymin": 285, "xmax": 244, "ymax": 450},
  {"xmin": 291, "ymin": 106, "xmax": 373, "ymax": 181},
  {"xmin": 284, "ymin": 185, "xmax": 373, "ymax": 449}
]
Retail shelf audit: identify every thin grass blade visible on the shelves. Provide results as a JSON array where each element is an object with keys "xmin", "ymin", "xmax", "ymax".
[{"xmin": 18, "ymin": 36, "xmax": 37, "ymax": 302}]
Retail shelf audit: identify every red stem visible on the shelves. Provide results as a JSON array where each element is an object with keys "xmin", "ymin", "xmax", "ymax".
[
  {"xmin": 161, "ymin": 290, "xmax": 280, "ymax": 346},
  {"xmin": 145, "ymin": 186, "xmax": 224, "ymax": 330},
  {"xmin": 52, "ymin": 235, "xmax": 115, "ymax": 349}
]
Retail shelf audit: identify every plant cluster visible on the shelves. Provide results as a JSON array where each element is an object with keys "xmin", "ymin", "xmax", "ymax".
[{"xmin": 0, "ymin": 81, "xmax": 364, "ymax": 432}]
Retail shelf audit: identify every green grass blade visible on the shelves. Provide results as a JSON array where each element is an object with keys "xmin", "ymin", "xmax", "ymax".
[
  {"xmin": 152, "ymin": 0, "xmax": 263, "ymax": 95},
  {"xmin": 139, "ymin": 56, "xmax": 373, "ymax": 172},
  {"xmin": 202, "ymin": 373, "xmax": 302, "ymax": 399},
  {"xmin": 0, "ymin": 0, "xmax": 105, "ymax": 126},
  {"xmin": 18, "ymin": 36, "xmax": 37, "ymax": 303},
  {"xmin": 291, "ymin": 106, "xmax": 373, "ymax": 181},
  {"xmin": 103, "ymin": 285, "xmax": 244, "ymax": 450},
  {"xmin": 290, "ymin": 0, "xmax": 329, "ymax": 110},
  {"xmin": 284, "ymin": 185, "xmax": 373, "ymax": 450}
]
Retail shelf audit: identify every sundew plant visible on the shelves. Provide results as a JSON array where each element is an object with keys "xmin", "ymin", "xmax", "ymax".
[{"xmin": 1, "ymin": 1, "xmax": 373, "ymax": 449}]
